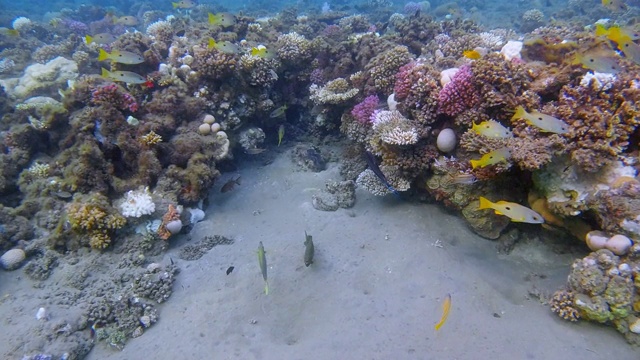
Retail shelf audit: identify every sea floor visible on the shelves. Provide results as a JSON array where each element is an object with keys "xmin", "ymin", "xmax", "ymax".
[{"xmin": 1, "ymin": 143, "xmax": 639, "ymax": 359}]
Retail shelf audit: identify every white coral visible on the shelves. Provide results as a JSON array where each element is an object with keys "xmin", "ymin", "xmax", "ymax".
[
  {"xmin": 12, "ymin": 17, "xmax": 31, "ymax": 31},
  {"xmin": 119, "ymin": 187, "xmax": 156, "ymax": 218},
  {"xmin": 580, "ymin": 71, "xmax": 615, "ymax": 91}
]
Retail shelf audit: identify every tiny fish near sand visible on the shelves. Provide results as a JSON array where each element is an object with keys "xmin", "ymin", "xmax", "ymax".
[
  {"xmin": 435, "ymin": 293, "xmax": 452, "ymax": 331},
  {"xmin": 304, "ymin": 231, "xmax": 314, "ymax": 267},
  {"xmin": 221, "ymin": 176, "xmax": 241, "ymax": 193},
  {"xmin": 257, "ymin": 242, "xmax": 269, "ymax": 295}
]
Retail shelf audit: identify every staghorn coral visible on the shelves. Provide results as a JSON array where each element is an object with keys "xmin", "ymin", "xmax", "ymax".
[
  {"xmin": 365, "ymin": 45, "xmax": 413, "ymax": 96},
  {"xmin": 555, "ymin": 78, "xmax": 640, "ymax": 172},
  {"xmin": 140, "ymin": 131, "xmax": 162, "ymax": 147},
  {"xmin": 309, "ymin": 78, "xmax": 359, "ymax": 105}
]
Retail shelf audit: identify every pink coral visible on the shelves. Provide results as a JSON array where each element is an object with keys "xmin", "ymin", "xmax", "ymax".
[
  {"xmin": 351, "ymin": 95, "xmax": 379, "ymax": 124},
  {"xmin": 91, "ymin": 83, "xmax": 138, "ymax": 113},
  {"xmin": 437, "ymin": 65, "xmax": 480, "ymax": 117},
  {"xmin": 394, "ymin": 62, "xmax": 416, "ymax": 100}
]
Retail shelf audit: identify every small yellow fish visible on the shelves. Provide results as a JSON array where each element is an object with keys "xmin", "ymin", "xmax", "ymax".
[
  {"xmin": 571, "ymin": 47, "xmax": 621, "ymax": 74},
  {"xmin": 85, "ymin": 33, "xmax": 117, "ymax": 45},
  {"xmin": 257, "ymin": 241, "xmax": 269, "ymax": 295},
  {"xmin": 98, "ymin": 48, "xmax": 144, "ymax": 64},
  {"xmin": 511, "ymin": 106, "xmax": 569, "ymax": 134},
  {"xmin": 207, "ymin": 38, "xmax": 239, "ymax": 54},
  {"xmin": 595, "ymin": 25, "xmax": 640, "ymax": 64},
  {"xmin": 463, "ymin": 50, "xmax": 481, "ymax": 60},
  {"xmin": 434, "ymin": 294, "xmax": 451, "ymax": 331},
  {"xmin": 114, "ymin": 16, "xmax": 139, "ymax": 26},
  {"xmin": 208, "ymin": 12, "xmax": 237, "ymax": 28},
  {"xmin": 250, "ymin": 46, "xmax": 276, "ymax": 59},
  {"xmin": 469, "ymin": 148, "xmax": 511, "ymax": 169},
  {"xmin": 0, "ymin": 27, "xmax": 19, "ymax": 37},
  {"xmin": 478, "ymin": 196, "xmax": 544, "ymax": 224},
  {"xmin": 471, "ymin": 120, "xmax": 513, "ymax": 138},
  {"xmin": 277, "ymin": 124, "xmax": 285, "ymax": 146},
  {"xmin": 101, "ymin": 68, "xmax": 147, "ymax": 84},
  {"xmin": 601, "ymin": 0, "xmax": 627, "ymax": 12},
  {"xmin": 270, "ymin": 105, "xmax": 288, "ymax": 118},
  {"xmin": 172, "ymin": 0, "xmax": 196, "ymax": 9}
]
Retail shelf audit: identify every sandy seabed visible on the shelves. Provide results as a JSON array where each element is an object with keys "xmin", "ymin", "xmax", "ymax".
[{"xmin": 1, "ymin": 144, "xmax": 639, "ymax": 360}]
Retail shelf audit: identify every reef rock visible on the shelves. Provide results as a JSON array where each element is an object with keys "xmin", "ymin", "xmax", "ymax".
[
  {"xmin": 2, "ymin": 57, "xmax": 78, "ymax": 100},
  {"xmin": 312, "ymin": 180, "xmax": 356, "ymax": 211}
]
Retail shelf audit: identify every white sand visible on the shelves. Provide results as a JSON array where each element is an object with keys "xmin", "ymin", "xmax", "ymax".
[{"xmin": 2, "ymin": 147, "xmax": 638, "ymax": 359}]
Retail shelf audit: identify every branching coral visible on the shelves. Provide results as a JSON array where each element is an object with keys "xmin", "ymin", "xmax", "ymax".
[
  {"xmin": 555, "ymin": 78, "xmax": 640, "ymax": 172},
  {"xmin": 394, "ymin": 60, "xmax": 441, "ymax": 127},
  {"xmin": 64, "ymin": 193, "xmax": 126, "ymax": 250},
  {"xmin": 309, "ymin": 78, "xmax": 359, "ymax": 105},
  {"xmin": 365, "ymin": 45, "xmax": 413, "ymax": 95},
  {"xmin": 192, "ymin": 45, "xmax": 237, "ymax": 80},
  {"xmin": 275, "ymin": 32, "xmax": 313, "ymax": 66},
  {"xmin": 550, "ymin": 290, "xmax": 581, "ymax": 322},
  {"xmin": 239, "ymin": 54, "xmax": 280, "ymax": 88},
  {"xmin": 438, "ymin": 64, "xmax": 480, "ymax": 117}
]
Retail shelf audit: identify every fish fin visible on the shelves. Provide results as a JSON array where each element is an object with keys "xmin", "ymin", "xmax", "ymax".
[
  {"xmin": 85, "ymin": 35, "xmax": 93, "ymax": 44},
  {"xmin": 595, "ymin": 24, "xmax": 608, "ymax": 37},
  {"xmin": 494, "ymin": 210, "xmax": 505, "ymax": 216},
  {"xmin": 478, "ymin": 196, "xmax": 493, "ymax": 210},
  {"xmin": 97, "ymin": 48, "xmax": 109, "ymax": 61},
  {"xmin": 511, "ymin": 106, "xmax": 526, "ymax": 120}
]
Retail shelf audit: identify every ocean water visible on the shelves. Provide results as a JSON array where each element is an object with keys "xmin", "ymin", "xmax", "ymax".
[{"xmin": 0, "ymin": 0, "xmax": 640, "ymax": 358}]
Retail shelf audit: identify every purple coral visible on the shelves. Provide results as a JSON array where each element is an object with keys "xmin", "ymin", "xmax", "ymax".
[
  {"xmin": 437, "ymin": 65, "xmax": 480, "ymax": 117},
  {"xmin": 351, "ymin": 95, "xmax": 380, "ymax": 124},
  {"xmin": 91, "ymin": 83, "xmax": 139, "ymax": 113},
  {"xmin": 394, "ymin": 62, "xmax": 416, "ymax": 100},
  {"xmin": 61, "ymin": 18, "xmax": 88, "ymax": 34}
]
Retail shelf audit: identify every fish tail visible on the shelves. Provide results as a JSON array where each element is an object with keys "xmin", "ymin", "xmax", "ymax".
[
  {"xmin": 101, "ymin": 67, "xmax": 111, "ymax": 78},
  {"xmin": 264, "ymin": 281, "xmax": 269, "ymax": 295},
  {"xmin": 97, "ymin": 48, "xmax": 109, "ymax": 61},
  {"xmin": 85, "ymin": 35, "xmax": 93, "ymax": 44},
  {"xmin": 595, "ymin": 24, "xmax": 608, "ymax": 37},
  {"xmin": 235, "ymin": 176, "xmax": 241, "ymax": 185},
  {"xmin": 469, "ymin": 159, "xmax": 481, "ymax": 169},
  {"xmin": 208, "ymin": 13, "xmax": 217, "ymax": 24},
  {"xmin": 511, "ymin": 106, "xmax": 526, "ymax": 120},
  {"xmin": 208, "ymin": 38, "xmax": 216, "ymax": 49},
  {"xmin": 478, "ymin": 196, "xmax": 493, "ymax": 210},
  {"xmin": 172, "ymin": 2, "xmax": 179, "ymax": 8}
]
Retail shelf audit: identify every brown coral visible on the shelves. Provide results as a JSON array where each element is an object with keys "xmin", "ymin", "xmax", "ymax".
[
  {"xmin": 157, "ymin": 204, "xmax": 180, "ymax": 240},
  {"xmin": 365, "ymin": 45, "xmax": 413, "ymax": 96},
  {"xmin": 550, "ymin": 290, "xmax": 581, "ymax": 322}
]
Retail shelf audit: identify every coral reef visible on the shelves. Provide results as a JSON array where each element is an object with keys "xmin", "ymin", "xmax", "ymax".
[{"xmin": 312, "ymin": 180, "xmax": 356, "ymax": 211}]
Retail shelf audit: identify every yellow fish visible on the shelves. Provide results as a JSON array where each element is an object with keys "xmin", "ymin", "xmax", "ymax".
[
  {"xmin": 478, "ymin": 196, "xmax": 544, "ymax": 223},
  {"xmin": 257, "ymin": 242, "xmax": 269, "ymax": 295},
  {"xmin": 469, "ymin": 148, "xmax": 511, "ymax": 169},
  {"xmin": 571, "ymin": 47, "xmax": 621, "ymax": 74},
  {"xmin": 434, "ymin": 294, "xmax": 451, "ymax": 331},
  {"xmin": 98, "ymin": 49, "xmax": 144, "ymax": 64},
  {"xmin": 0, "ymin": 27, "xmax": 19, "ymax": 36},
  {"xmin": 463, "ymin": 50, "xmax": 481, "ymax": 60},
  {"xmin": 101, "ymin": 68, "xmax": 147, "ymax": 84},
  {"xmin": 511, "ymin": 106, "xmax": 569, "ymax": 134},
  {"xmin": 85, "ymin": 33, "xmax": 117, "ymax": 45},
  {"xmin": 270, "ymin": 105, "xmax": 288, "ymax": 118},
  {"xmin": 172, "ymin": 0, "xmax": 196, "ymax": 9},
  {"xmin": 471, "ymin": 120, "xmax": 513, "ymax": 138},
  {"xmin": 601, "ymin": 0, "xmax": 627, "ymax": 12},
  {"xmin": 114, "ymin": 16, "xmax": 139, "ymax": 26},
  {"xmin": 277, "ymin": 124, "xmax": 285, "ymax": 146},
  {"xmin": 250, "ymin": 46, "xmax": 276, "ymax": 59},
  {"xmin": 595, "ymin": 25, "xmax": 640, "ymax": 65},
  {"xmin": 208, "ymin": 12, "xmax": 237, "ymax": 28},
  {"xmin": 207, "ymin": 38, "xmax": 239, "ymax": 54}
]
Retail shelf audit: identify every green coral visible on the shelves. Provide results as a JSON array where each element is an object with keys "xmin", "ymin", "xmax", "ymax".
[{"xmin": 574, "ymin": 294, "xmax": 613, "ymax": 323}]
